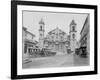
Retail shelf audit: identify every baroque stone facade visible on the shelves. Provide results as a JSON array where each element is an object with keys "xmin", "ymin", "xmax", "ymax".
[
  {"xmin": 38, "ymin": 19, "xmax": 77, "ymax": 54},
  {"xmin": 44, "ymin": 27, "xmax": 69, "ymax": 54}
]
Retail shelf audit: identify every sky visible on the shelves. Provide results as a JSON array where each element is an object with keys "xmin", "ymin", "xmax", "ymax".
[{"xmin": 23, "ymin": 11, "xmax": 88, "ymax": 41}]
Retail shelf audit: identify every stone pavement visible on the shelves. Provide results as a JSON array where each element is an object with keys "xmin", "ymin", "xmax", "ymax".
[{"xmin": 22, "ymin": 52, "xmax": 89, "ymax": 69}]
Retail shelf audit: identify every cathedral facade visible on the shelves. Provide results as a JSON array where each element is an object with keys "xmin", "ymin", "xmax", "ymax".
[
  {"xmin": 44, "ymin": 27, "xmax": 69, "ymax": 54},
  {"xmin": 38, "ymin": 18, "xmax": 77, "ymax": 54}
]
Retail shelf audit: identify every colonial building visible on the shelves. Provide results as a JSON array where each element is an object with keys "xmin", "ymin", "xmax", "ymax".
[
  {"xmin": 22, "ymin": 27, "xmax": 37, "ymax": 59},
  {"xmin": 80, "ymin": 15, "xmax": 90, "ymax": 55},
  {"xmin": 38, "ymin": 18, "xmax": 77, "ymax": 54},
  {"xmin": 43, "ymin": 27, "xmax": 70, "ymax": 54},
  {"xmin": 69, "ymin": 20, "xmax": 77, "ymax": 52}
]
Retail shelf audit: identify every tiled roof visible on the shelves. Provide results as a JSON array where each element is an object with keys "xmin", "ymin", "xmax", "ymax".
[{"xmin": 23, "ymin": 27, "xmax": 35, "ymax": 37}]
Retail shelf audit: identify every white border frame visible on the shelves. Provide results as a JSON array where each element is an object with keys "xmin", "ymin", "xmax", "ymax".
[{"xmin": 17, "ymin": 5, "xmax": 94, "ymax": 75}]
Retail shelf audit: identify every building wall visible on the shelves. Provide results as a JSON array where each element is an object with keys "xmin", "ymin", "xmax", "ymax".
[
  {"xmin": 80, "ymin": 15, "xmax": 90, "ymax": 55},
  {"xmin": 26, "ymin": 32, "xmax": 33, "ymax": 40},
  {"xmin": 22, "ymin": 27, "xmax": 29, "ymax": 60},
  {"xmin": 87, "ymin": 15, "xmax": 90, "ymax": 55},
  {"xmin": 39, "ymin": 30, "xmax": 44, "ymax": 49},
  {"xmin": 70, "ymin": 39, "xmax": 77, "ymax": 52},
  {"xmin": 87, "ymin": 30, "xmax": 90, "ymax": 55},
  {"xmin": 44, "ymin": 28, "xmax": 69, "ymax": 54},
  {"xmin": 22, "ymin": 27, "xmax": 36, "ymax": 60}
]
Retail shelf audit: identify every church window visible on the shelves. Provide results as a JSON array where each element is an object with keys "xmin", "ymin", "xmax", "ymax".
[
  {"xmin": 40, "ymin": 26, "xmax": 42, "ymax": 30},
  {"xmin": 72, "ymin": 26, "xmax": 75, "ymax": 31},
  {"xmin": 72, "ymin": 34, "xmax": 75, "ymax": 39}
]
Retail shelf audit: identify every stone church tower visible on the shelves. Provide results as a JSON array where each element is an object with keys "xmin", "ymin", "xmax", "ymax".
[
  {"xmin": 39, "ymin": 18, "xmax": 45, "ymax": 49},
  {"xmin": 69, "ymin": 19, "xmax": 77, "ymax": 52}
]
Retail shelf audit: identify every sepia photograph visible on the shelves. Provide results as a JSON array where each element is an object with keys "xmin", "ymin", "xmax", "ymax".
[{"xmin": 22, "ymin": 11, "xmax": 90, "ymax": 69}]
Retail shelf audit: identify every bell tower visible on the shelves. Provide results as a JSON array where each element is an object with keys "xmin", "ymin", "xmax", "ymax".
[
  {"xmin": 69, "ymin": 19, "xmax": 77, "ymax": 52},
  {"xmin": 39, "ymin": 18, "xmax": 45, "ymax": 49}
]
